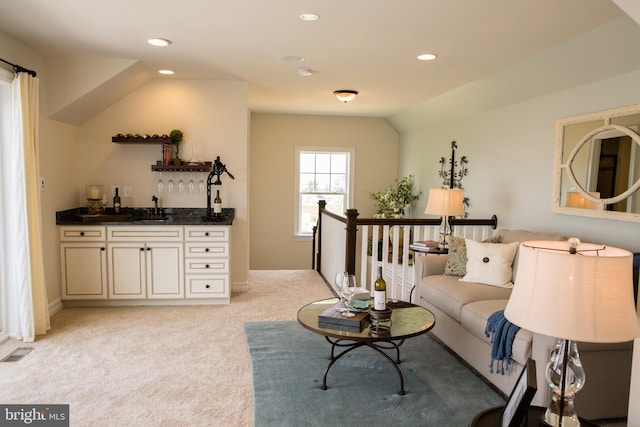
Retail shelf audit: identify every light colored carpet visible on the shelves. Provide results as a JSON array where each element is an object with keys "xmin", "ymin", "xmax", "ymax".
[
  {"xmin": 0, "ymin": 270, "xmax": 626, "ymax": 427},
  {"xmin": 0, "ymin": 270, "xmax": 333, "ymax": 427}
]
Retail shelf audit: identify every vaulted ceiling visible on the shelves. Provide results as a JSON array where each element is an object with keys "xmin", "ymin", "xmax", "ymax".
[{"xmin": 0, "ymin": 0, "xmax": 635, "ymax": 124}]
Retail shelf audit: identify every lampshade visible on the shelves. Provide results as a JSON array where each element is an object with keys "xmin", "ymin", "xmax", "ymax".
[
  {"xmin": 333, "ymin": 90, "xmax": 358, "ymax": 103},
  {"xmin": 505, "ymin": 240, "xmax": 640, "ymax": 343},
  {"xmin": 565, "ymin": 191, "xmax": 601, "ymax": 209},
  {"xmin": 424, "ymin": 188, "xmax": 465, "ymax": 217}
]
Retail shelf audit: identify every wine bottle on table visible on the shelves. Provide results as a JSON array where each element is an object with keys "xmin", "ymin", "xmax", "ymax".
[
  {"xmin": 214, "ymin": 189, "xmax": 222, "ymax": 217},
  {"xmin": 374, "ymin": 266, "xmax": 386, "ymax": 311},
  {"xmin": 113, "ymin": 187, "xmax": 121, "ymax": 214}
]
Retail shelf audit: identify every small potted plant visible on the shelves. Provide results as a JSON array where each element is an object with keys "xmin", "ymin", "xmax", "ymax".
[{"xmin": 170, "ymin": 129, "xmax": 184, "ymax": 165}]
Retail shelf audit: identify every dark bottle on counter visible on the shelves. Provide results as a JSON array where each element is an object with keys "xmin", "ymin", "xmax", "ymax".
[
  {"xmin": 213, "ymin": 189, "xmax": 222, "ymax": 217},
  {"xmin": 113, "ymin": 187, "xmax": 121, "ymax": 214}
]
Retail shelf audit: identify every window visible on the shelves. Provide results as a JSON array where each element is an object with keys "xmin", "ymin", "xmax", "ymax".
[{"xmin": 295, "ymin": 147, "xmax": 354, "ymax": 236}]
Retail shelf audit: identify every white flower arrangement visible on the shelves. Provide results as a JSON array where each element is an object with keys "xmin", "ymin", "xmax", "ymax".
[{"xmin": 369, "ymin": 175, "xmax": 421, "ymax": 218}]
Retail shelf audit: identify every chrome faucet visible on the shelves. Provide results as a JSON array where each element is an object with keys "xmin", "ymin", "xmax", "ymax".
[{"xmin": 152, "ymin": 195, "xmax": 159, "ymax": 215}]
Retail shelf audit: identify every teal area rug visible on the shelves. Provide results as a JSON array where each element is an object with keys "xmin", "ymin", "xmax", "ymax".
[{"xmin": 245, "ymin": 321, "xmax": 505, "ymax": 427}]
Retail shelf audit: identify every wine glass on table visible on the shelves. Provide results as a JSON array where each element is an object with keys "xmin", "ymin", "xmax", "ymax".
[
  {"xmin": 341, "ymin": 274, "xmax": 357, "ymax": 318},
  {"xmin": 334, "ymin": 272, "xmax": 348, "ymax": 313}
]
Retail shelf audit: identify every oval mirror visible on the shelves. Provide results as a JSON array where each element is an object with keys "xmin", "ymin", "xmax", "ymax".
[{"xmin": 552, "ymin": 104, "xmax": 640, "ymax": 222}]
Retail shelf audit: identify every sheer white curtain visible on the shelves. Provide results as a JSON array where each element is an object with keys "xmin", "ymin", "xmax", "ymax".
[{"xmin": 0, "ymin": 71, "xmax": 50, "ymax": 342}]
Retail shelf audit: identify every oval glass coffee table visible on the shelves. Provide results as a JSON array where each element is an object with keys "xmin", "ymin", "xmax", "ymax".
[{"xmin": 297, "ymin": 297, "xmax": 435, "ymax": 395}]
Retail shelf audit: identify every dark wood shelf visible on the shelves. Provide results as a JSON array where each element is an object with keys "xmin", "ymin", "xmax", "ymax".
[
  {"xmin": 151, "ymin": 161, "xmax": 212, "ymax": 172},
  {"xmin": 112, "ymin": 135, "xmax": 172, "ymax": 144}
]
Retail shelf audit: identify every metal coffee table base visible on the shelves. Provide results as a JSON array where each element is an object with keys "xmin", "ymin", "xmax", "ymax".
[{"xmin": 322, "ymin": 336, "xmax": 407, "ymax": 395}]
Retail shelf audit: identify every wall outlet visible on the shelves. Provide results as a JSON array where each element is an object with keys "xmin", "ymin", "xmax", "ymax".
[{"xmin": 124, "ymin": 186, "xmax": 133, "ymax": 197}]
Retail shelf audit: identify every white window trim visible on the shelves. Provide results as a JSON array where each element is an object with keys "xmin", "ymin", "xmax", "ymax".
[
  {"xmin": 294, "ymin": 146, "xmax": 355, "ymax": 238},
  {"xmin": 0, "ymin": 67, "xmax": 13, "ymax": 83}
]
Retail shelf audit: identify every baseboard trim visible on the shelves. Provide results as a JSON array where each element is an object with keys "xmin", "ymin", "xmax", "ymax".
[
  {"xmin": 49, "ymin": 298, "xmax": 64, "ymax": 316},
  {"xmin": 232, "ymin": 281, "xmax": 249, "ymax": 293}
]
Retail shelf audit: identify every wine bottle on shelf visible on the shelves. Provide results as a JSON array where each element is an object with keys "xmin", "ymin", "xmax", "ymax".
[
  {"xmin": 374, "ymin": 266, "xmax": 387, "ymax": 311},
  {"xmin": 213, "ymin": 189, "xmax": 222, "ymax": 217},
  {"xmin": 113, "ymin": 187, "xmax": 121, "ymax": 214}
]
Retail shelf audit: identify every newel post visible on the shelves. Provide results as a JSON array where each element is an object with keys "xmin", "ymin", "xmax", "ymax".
[{"xmin": 345, "ymin": 208, "xmax": 359, "ymax": 275}]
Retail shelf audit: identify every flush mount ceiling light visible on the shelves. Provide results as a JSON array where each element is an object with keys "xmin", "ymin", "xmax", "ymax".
[
  {"xmin": 299, "ymin": 13, "xmax": 319, "ymax": 21},
  {"xmin": 297, "ymin": 67, "xmax": 313, "ymax": 77},
  {"xmin": 417, "ymin": 53, "xmax": 437, "ymax": 61},
  {"xmin": 147, "ymin": 38, "xmax": 172, "ymax": 47},
  {"xmin": 333, "ymin": 90, "xmax": 358, "ymax": 103},
  {"xmin": 281, "ymin": 55, "xmax": 305, "ymax": 63},
  {"xmin": 158, "ymin": 69, "xmax": 175, "ymax": 75}
]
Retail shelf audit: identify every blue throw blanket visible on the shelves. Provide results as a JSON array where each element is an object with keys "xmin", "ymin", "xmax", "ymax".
[{"xmin": 484, "ymin": 310, "xmax": 520, "ymax": 375}]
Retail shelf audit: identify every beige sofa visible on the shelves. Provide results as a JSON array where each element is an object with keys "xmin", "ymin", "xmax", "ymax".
[{"xmin": 414, "ymin": 228, "xmax": 634, "ymax": 421}]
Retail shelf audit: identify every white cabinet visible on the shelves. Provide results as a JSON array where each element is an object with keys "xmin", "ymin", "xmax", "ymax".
[
  {"xmin": 107, "ymin": 227, "xmax": 184, "ymax": 299},
  {"xmin": 184, "ymin": 226, "xmax": 230, "ymax": 301},
  {"xmin": 59, "ymin": 226, "xmax": 108, "ymax": 299},
  {"xmin": 58, "ymin": 224, "xmax": 228, "ymax": 304}
]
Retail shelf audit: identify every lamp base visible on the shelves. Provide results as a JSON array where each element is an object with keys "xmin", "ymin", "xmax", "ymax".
[
  {"xmin": 540, "ymin": 406, "xmax": 580, "ymax": 427},
  {"xmin": 542, "ymin": 339, "xmax": 585, "ymax": 427}
]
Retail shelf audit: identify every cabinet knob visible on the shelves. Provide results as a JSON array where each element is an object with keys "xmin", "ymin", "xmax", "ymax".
[
  {"xmin": 140, "ymin": 248, "xmax": 144, "ymax": 251},
  {"xmin": 101, "ymin": 247, "xmax": 105, "ymax": 251},
  {"xmin": 204, "ymin": 232, "xmax": 209, "ymax": 237},
  {"xmin": 147, "ymin": 247, "xmax": 151, "ymax": 251},
  {"xmin": 205, "ymin": 248, "xmax": 210, "ymax": 252},
  {"xmin": 205, "ymin": 284, "xmax": 210, "ymax": 289},
  {"xmin": 205, "ymin": 264, "xmax": 210, "ymax": 269},
  {"xmin": 80, "ymin": 231, "xmax": 85, "ymax": 236}
]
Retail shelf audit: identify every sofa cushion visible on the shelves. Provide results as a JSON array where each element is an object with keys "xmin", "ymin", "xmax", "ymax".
[
  {"xmin": 460, "ymin": 299, "xmax": 532, "ymax": 366},
  {"xmin": 444, "ymin": 235, "xmax": 503, "ymax": 277},
  {"xmin": 418, "ymin": 275, "xmax": 513, "ymax": 322},
  {"xmin": 462, "ymin": 240, "xmax": 519, "ymax": 287}
]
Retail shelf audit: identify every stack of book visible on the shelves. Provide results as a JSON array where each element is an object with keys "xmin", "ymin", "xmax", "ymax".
[
  {"xmin": 411, "ymin": 240, "xmax": 439, "ymax": 248},
  {"xmin": 318, "ymin": 303, "xmax": 369, "ymax": 332}
]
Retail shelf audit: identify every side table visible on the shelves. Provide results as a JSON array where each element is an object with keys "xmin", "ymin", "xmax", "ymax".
[
  {"xmin": 469, "ymin": 406, "xmax": 599, "ymax": 427},
  {"xmin": 409, "ymin": 244, "xmax": 448, "ymax": 302}
]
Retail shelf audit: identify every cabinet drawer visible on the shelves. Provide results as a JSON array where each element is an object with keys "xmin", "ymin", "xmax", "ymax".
[
  {"xmin": 185, "ymin": 275, "xmax": 228, "ymax": 298},
  {"xmin": 107, "ymin": 226, "xmax": 183, "ymax": 242},
  {"xmin": 59, "ymin": 226, "xmax": 106, "ymax": 242},
  {"xmin": 185, "ymin": 242, "xmax": 229, "ymax": 258},
  {"xmin": 184, "ymin": 226, "xmax": 229, "ymax": 242},
  {"xmin": 185, "ymin": 258, "xmax": 229, "ymax": 274}
]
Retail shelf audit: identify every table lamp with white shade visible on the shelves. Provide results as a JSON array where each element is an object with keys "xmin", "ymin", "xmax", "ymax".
[
  {"xmin": 424, "ymin": 187, "xmax": 464, "ymax": 249},
  {"xmin": 504, "ymin": 238, "xmax": 640, "ymax": 427}
]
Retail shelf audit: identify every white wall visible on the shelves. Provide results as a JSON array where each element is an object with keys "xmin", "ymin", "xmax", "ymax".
[
  {"xmin": 76, "ymin": 79, "xmax": 250, "ymax": 288},
  {"xmin": 392, "ymin": 17, "xmax": 640, "ymax": 253},
  {"xmin": 249, "ymin": 113, "xmax": 399, "ymax": 270}
]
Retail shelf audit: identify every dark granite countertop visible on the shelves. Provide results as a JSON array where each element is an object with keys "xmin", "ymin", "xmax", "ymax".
[{"xmin": 56, "ymin": 207, "xmax": 234, "ymax": 226}]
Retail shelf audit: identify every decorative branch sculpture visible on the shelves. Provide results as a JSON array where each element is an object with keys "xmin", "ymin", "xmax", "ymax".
[
  {"xmin": 438, "ymin": 141, "xmax": 470, "ymax": 216},
  {"xmin": 438, "ymin": 141, "xmax": 468, "ymax": 189}
]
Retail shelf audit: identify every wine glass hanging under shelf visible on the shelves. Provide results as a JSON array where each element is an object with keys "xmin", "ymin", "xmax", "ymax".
[{"xmin": 151, "ymin": 161, "xmax": 212, "ymax": 172}]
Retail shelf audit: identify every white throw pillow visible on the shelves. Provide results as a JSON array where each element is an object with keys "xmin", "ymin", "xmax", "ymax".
[{"xmin": 461, "ymin": 239, "xmax": 519, "ymax": 287}]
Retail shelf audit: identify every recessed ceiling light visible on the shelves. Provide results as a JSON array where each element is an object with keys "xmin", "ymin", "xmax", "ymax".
[
  {"xmin": 299, "ymin": 13, "xmax": 319, "ymax": 21},
  {"xmin": 281, "ymin": 55, "xmax": 305, "ymax": 63},
  {"xmin": 417, "ymin": 53, "xmax": 437, "ymax": 61},
  {"xmin": 148, "ymin": 38, "xmax": 172, "ymax": 47},
  {"xmin": 158, "ymin": 69, "xmax": 175, "ymax": 75}
]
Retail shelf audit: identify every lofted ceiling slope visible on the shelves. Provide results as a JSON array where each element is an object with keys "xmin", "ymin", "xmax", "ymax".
[{"xmin": 0, "ymin": 0, "xmax": 633, "ymax": 125}]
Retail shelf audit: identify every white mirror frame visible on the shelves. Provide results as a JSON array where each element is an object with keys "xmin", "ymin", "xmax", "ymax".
[{"xmin": 552, "ymin": 104, "xmax": 640, "ymax": 223}]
